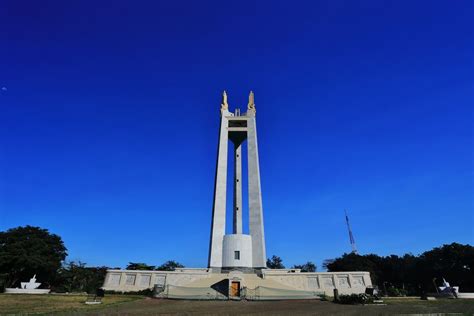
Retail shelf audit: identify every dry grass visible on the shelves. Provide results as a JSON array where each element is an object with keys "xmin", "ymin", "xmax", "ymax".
[
  {"xmin": 0, "ymin": 294, "xmax": 141, "ymax": 315},
  {"xmin": 82, "ymin": 298, "xmax": 474, "ymax": 315},
  {"xmin": 1, "ymin": 294, "xmax": 474, "ymax": 315}
]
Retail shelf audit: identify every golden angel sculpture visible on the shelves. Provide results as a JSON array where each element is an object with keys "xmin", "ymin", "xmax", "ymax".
[
  {"xmin": 220, "ymin": 91, "xmax": 229, "ymax": 113},
  {"xmin": 247, "ymin": 91, "xmax": 256, "ymax": 113}
]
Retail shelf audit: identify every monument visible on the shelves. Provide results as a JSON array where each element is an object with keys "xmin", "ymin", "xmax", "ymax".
[
  {"xmin": 5, "ymin": 275, "xmax": 51, "ymax": 294},
  {"xmin": 102, "ymin": 92, "xmax": 372, "ymax": 299},
  {"xmin": 208, "ymin": 91, "xmax": 266, "ymax": 272}
]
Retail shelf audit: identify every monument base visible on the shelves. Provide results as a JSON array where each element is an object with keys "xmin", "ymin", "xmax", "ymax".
[
  {"xmin": 4, "ymin": 288, "xmax": 51, "ymax": 294},
  {"xmin": 102, "ymin": 268, "xmax": 372, "ymax": 299},
  {"xmin": 211, "ymin": 267, "xmax": 264, "ymax": 274},
  {"xmin": 5, "ymin": 275, "xmax": 50, "ymax": 294}
]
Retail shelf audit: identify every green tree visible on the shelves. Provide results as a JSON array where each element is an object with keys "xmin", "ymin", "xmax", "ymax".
[
  {"xmin": 55, "ymin": 261, "xmax": 108, "ymax": 293},
  {"xmin": 266, "ymin": 255, "xmax": 285, "ymax": 269},
  {"xmin": 0, "ymin": 226, "xmax": 67, "ymax": 288},
  {"xmin": 126, "ymin": 262, "xmax": 156, "ymax": 270},
  {"xmin": 322, "ymin": 259, "xmax": 335, "ymax": 270},
  {"xmin": 156, "ymin": 260, "xmax": 184, "ymax": 271},
  {"xmin": 326, "ymin": 253, "xmax": 380, "ymax": 283},
  {"xmin": 326, "ymin": 243, "xmax": 474, "ymax": 295},
  {"xmin": 292, "ymin": 261, "xmax": 317, "ymax": 272},
  {"xmin": 418, "ymin": 243, "xmax": 474, "ymax": 292}
]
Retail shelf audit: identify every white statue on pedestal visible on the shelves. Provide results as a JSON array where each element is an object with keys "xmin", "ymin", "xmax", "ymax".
[{"xmin": 5, "ymin": 274, "xmax": 50, "ymax": 294}]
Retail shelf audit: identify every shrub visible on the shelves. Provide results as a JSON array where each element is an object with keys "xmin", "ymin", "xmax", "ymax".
[
  {"xmin": 387, "ymin": 286, "xmax": 407, "ymax": 297},
  {"xmin": 336, "ymin": 293, "xmax": 373, "ymax": 305},
  {"xmin": 104, "ymin": 288, "xmax": 153, "ymax": 296}
]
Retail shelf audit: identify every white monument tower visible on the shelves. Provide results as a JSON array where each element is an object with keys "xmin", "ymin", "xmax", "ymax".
[
  {"xmin": 208, "ymin": 91, "xmax": 266, "ymax": 272},
  {"xmin": 102, "ymin": 91, "xmax": 372, "ymax": 297}
]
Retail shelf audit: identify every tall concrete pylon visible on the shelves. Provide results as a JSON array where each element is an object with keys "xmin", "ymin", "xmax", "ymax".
[{"xmin": 208, "ymin": 91, "xmax": 267, "ymax": 272}]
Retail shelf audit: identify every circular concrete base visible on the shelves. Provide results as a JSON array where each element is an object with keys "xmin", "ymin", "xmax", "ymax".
[{"xmin": 222, "ymin": 234, "xmax": 253, "ymax": 268}]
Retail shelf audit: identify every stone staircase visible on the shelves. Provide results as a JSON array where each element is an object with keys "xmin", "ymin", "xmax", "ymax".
[{"xmin": 160, "ymin": 272, "xmax": 323, "ymax": 300}]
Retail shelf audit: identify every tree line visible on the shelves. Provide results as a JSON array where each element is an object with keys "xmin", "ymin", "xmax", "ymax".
[
  {"xmin": 267, "ymin": 243, "xmax": 474, "ymax": 295},
  {"xmin": 0, "ymin": 226, "xmax": 184, "ymax": 292},
  {"xmin": 324, "ymin": 243, "xmax": 474, "ymax": 295},
  {"xmin": 0, "ymin": 226, "xmax": 472, "ymax": 295},
  {"xmin": 266, "ymin": 255, "xmax": 317, "ymax": 272}
]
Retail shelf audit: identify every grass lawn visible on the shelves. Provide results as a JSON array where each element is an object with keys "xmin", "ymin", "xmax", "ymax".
[
  {"xmin": 381, "ymin": 297, "xmax": 474, "ymax": 314},
  {"xmin": 1, "ymin": 294, "xmax": 474, "ymax": 315},
  {"xmin": 0, "ymin": 294, "xmax": 142, "ymax": 315}
]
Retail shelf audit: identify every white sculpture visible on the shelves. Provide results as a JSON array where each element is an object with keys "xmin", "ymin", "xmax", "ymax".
[
  {"xmin": 5, "ymin": 274, "xmax": 50, "ymax": 294},
  {"xmin": 21, "ymin": 275, "xmax": 41, "ymax": 290},
  {"xmin": 438, "ymin": 277, "xmax": 459, "ymax": 295}
]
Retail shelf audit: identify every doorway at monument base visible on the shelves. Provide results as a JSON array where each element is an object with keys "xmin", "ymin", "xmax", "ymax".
[{"xmin": 102, "ymin": 268, "xmax": 372, "ymax": 299}]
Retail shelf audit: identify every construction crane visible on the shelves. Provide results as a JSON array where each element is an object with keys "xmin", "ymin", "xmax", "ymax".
[{"xmin": 345, "ymin": 209, "xmax": 358, "ymax": 254}]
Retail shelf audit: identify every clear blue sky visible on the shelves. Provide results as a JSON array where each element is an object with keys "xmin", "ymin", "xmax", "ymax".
[{"xmin": 1, "ymin": 1, "xmax": 473, "ymax": 270}]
